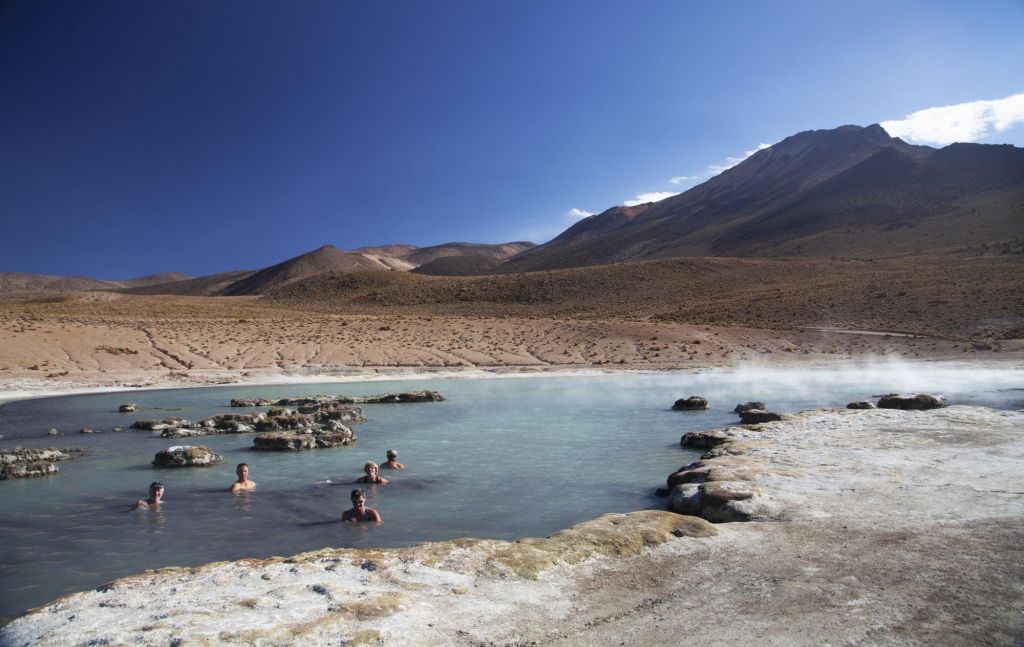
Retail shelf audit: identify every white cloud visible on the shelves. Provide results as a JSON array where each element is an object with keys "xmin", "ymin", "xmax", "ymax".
[
  {"xmin": 669, "ymin": 175, "xmax": 698, "ymax": 185},
  {"xmin": 708, "ymin": 142, "xmax": 772, "ymax": 175},
  {"xmin": 568, "ymin": 208, "xmax": 593, "ymax": 219},
  {"xmin": 881, "ymin": 92, "xmax": 1024, "ymax": 146},
  {"xmin": 623, "ymin": 191, "xmax": 679, "ymax": 207}
]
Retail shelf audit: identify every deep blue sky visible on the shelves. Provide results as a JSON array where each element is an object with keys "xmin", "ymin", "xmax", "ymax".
[{"xmin": 2, "ymin": 0, "xmax": 1022, "ymax": 279}]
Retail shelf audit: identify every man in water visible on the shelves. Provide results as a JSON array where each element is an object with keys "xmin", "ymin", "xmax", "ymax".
[
  {"xmin": 133, "ymin": 482, "xmax": 164, "ymax": 509},
  {"xmin": 342, "ymin": 488, "xmax": 382, "ymax": 522},
  {"xmin": 230, "ymin": 463, "xmax": 256, "ymax": 493},
  {"xmin": 381, "ymin": 449, "xmax": 404, "ymax": 470},
  {"xmin": 354, "ymin": 460, "xmax": 388, "ymax": 484}
]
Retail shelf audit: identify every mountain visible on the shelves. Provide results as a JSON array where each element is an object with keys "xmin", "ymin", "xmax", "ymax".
[
  {"xmin": 119, "ymin": 270, "xmax": 257, "ymax": 296},
  {"xmin": 411, "ymin": 254, "xmax": 503, "ymax": 276},
  {"xmin": 220, "ymin": 245, "xmax": 386, "ymax": 296},
  {"xmin": 355, "ymin": 241, "xmax": 535, "ymax": 269},
  {"xmin": 499, "ymin": 125, "xmax": 1024, "ymax": 271},
  {"xmin": 119, "ymin": 272, "xmax": 193, "ymax": 288},
  {"xmin": 0, "ymin": 273, "xmax": 121, "ymax": 294}
]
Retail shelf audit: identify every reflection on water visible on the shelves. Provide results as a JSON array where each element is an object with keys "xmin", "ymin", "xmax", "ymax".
[{"xmin": 0, "ymin": 365, "xmax": 1021, "ymax": 620}]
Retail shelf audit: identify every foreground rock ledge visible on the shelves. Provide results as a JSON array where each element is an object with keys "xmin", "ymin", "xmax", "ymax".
[
  {"xmin": 0, "ymin": 511, "xmax": 713, "ymax": 646},
  {"xmin": 4, "ymin": 406, "xmax": 1023, "ymax": 646}
]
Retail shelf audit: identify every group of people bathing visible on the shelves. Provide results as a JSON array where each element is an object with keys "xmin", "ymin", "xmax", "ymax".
[{"xmin": 133, "ymin": 448, "xmax": 405, "ymax": 523}]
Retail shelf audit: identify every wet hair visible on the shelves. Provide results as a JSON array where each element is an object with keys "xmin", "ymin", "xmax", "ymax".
[
  {"xmin": 386, "ymin": 449, "xmax": 397, "ymax": 459},
  {"xmin": 236, "ymin": 462, "xmax": 248, "ymax": 469},
  {"xmin": 350, "ymin": 488, "xmax": 365, "ymax": 501},
  {"xmin": 149, "ymin": 481, "xmax": 164, "ymax": 491},
  {"xmin": 364, "ymin": 460, "xmax": 378, "ymax": 472}
]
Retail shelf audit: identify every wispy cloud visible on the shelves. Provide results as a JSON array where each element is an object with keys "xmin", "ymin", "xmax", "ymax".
[
  {"xmin": 669, "ymin": 175, "xmax": 699, "ymax": 185},
  {"xmin": 707, "ymin": 143, "xmax": 772, "ymax": 175},
  {"xmin": 881, "ymin": 92, "xmax": 1024, "ymax": 146},
  {"xmin": 568, "ymin": 207, "xmax": 593, "ymax": 219},
  {"xmin": 623, "ymin": 191, "xmax": 679, "ymax": 207}
]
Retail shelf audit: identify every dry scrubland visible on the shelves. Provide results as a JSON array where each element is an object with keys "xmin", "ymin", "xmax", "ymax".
[{"xmin": 0, "ymin": 256, "xmax": 1021, "ymax": 388}]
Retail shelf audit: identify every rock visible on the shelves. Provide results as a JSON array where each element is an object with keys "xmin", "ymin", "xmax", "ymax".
[
  {"xmin": 112, "ymin": 426, "xmax": 124, "ymax": 432},
  {"xmin": 738, "ymin": 409, "xmax": 783, "ymax": 424},
  {"xmin": 47, "ymin": 428, "xmax": 59, "ymax": 436},
  {"xmin": 680, "ymin": 429, "xmax": 731, "ymax": 449},
  {"xmin": 253, "ymin": 426, "xmax": 356, "ymax": 451},
  {"xmin": 672, "ymin": 396, "xmax": 709, "ymax": 411},
  {"xmin": 255, "ymin": 413, "xmax": 315, "ymax": 432},
  {"xmin": 267, "ymin": 408, "xmax": 296, "ymax": 418},
  {"xmin": 79, "ymin": 427, "xmax": 93, "ymax": 434},
  {"xmin": 230, "ymin": 398, "xmax": 272, "ymax": 408},
  {"xmin": 131, "ymin": 418, "xmax": 194, "ymax": 431},
  {"xmin": 667, "ymin": 481, "xmax": 759, "ymax": 522},
  {"xmin": 118, "ymin": 403, "xmax": 138, "ymax": 413},
  {"xmin": 877, "ymin": 393, "xmax": 948, "ymax": 410},
  {"xmin": 733, "ymin": 401, "xmax": 766, "ymax": 414},
  {"xmin": 0, "ymin": 447, "xmax": 83, "ymax": 479},
  {"xmin": 846, "ymin": 401, "xmax": 876, "ymax": 410},
  {"xmin": 152, "ymin": 445, "xmax": 224, "ymax": 467},
  {"xmin": 1, "ymin": 461, "xmax": 58, "ymax": 479},
  {"xmin": 231, "ymin": 391, "xmax": 445, "ymax": 408}
]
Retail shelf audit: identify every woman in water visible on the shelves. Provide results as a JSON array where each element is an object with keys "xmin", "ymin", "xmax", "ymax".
[
  {"xmin": 342, "ymin": 488, "xmax": 382, "ymax": 522},
  {"xmin": 354, "ymin": 460, "xmax": 388, "ymax": 484}
]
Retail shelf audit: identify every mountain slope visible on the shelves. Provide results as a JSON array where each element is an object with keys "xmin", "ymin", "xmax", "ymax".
[
  {"xmin": 499, "ymin": 125, "xmax": 1023, "ymax": 271},
  {"xmin": 0, "ymin": 273, "xmax": 121, "ymax": 294},
  {"xmin": 220, "ymin": 245, "xmax": 386, "ymax": 296}
]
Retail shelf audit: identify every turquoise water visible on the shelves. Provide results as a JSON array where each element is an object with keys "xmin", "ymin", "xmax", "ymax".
[{"xmin": 0, "ymin": 366, "xmax": 1021, "ymax": 621}]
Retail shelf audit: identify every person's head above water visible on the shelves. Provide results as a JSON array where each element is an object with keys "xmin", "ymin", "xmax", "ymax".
[
  {"xmin": 236, "ymin": 463, "xmax": 249, "ymax": 480},
  {"xmin": 386, "ymin": 449, "xmax": 397, "ymax": 460},
  {"xmin": 364, "ymin": 461, "xmax": 378, "ymax": 475},
  {"xmin": 351, "ymin": 488, "xmax": 365, "ymax": 504},
  {"xmin": 149, "ymin": 482, "xmax": 164, "ymax": 497}
]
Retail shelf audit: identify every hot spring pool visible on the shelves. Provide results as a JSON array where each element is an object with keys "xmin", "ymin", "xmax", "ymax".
[{"xmin": 0, "ymin": 364, "xmax": 1021, "ymax": 621}]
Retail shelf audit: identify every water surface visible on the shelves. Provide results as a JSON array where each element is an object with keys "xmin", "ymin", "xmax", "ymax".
[{"xmin": 0, "ymin": 365, "xmax": 1020, "ymax": 620}]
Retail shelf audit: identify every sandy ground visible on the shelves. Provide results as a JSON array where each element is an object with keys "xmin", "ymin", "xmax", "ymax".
[
  {"xmin": 2, "ymin": 296, "xmax": 1020, "ymax": 399},
  {"xmin": 3, "ymin": 405, "xmax": 1021, "ymax": 646}
]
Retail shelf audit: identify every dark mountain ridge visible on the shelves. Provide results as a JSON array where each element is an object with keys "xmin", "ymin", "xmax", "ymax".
[{"xmin": 499, "ymin": 125, "xmax": 1023, "ymax": 271}]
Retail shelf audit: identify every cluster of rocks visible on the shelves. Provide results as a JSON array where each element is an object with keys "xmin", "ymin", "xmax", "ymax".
[
  {"xmin": 252, "ymin": 425, "xmax": 356, "ymax": 451},
  {"xmin": 1, "ymin": 446, "xmax": 85, "ymax": 479},
  {"xmin": 229, "ymin": 390, "xmax": 446, "ymax": 408},
  {"xmin": 152, "ymin": 445, "xmax": 224, "ymax": 467},
  {"xmin": 666, "ymin": 392, "xmax": 950, "ymax": 522},
  {"xmin": 846, "ymin": 393, "xmax": 947, "ymax": 410},
  {"xmin": 672, "ymin": 397, "xmax": 783, "ymax": 424},
  {"xmin": 131, "ymin": 406, "xmax": 366, "ymax": 439}
]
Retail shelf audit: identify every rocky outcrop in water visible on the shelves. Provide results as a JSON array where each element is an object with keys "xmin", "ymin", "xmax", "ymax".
[
  {"xmin": 230, "ymin": 391, "xmax": 445, "ymax": 408},
  {"xmin": 253, "ymin": 425, "xmax": 356, "ymax": 451},
  {"xmin": 737, "ymin": 409, "xmax": 783, "ymax": 424},
  {"xmin": 118, "ymin": 403, "xmax": 138, "ymax": 413},
  {"xmin": 143, "ymin": 407, "xmax": 367, "ymax": 439},
  {"xmin": 847, "ymin": 400, "xmax": 876, "ymax": 409},
  {"xmin": 672, "ymin": 396, "xmax": 708, "ymax": 411},
  {"xmin": 152, "ymin": 445, "xmax": 224, "ymax": 467},
  {"xmin": 1, "ymin": 447, "xmax": 85, "ymax": 479},
  {"xmin": 131, "ymin": 417, "xmax": 193, "ymax": 431},
  {"xmin": 680, "ymin": 429, "xmax": 731, "ymax": 449},
  {"xmin": 877, "ymin": 393, "xmax": 947, "ymax": 410},
  {"xmin": 733, "ymin": 401, "xmax": 765, "ymax": 413}
]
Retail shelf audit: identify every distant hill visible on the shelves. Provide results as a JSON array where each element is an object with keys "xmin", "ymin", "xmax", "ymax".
[
  {"xmin": 355, "ymin": 241, "xmax": 534, "ymax": 269},
  {"xmin": 412, "ymin": 254, "xmax": 502, "ymax": 276},
  {"xmin": 220, "ymin": 245, "xmax": 385, "ymax": 296},
  {"xmin": 498, "ymin": 125, "xmax": 1024, "ymax": 271},
  {"xmin": 119, "ymin": 272, "xmax": 193, "ymax": 288},
  {"xmin": 120, "ymin": 270, "xmax": 257, "ymax": 296},
  {"xmin": 0, "ymin": 273, "xmax": 121, "ymax": 294}
]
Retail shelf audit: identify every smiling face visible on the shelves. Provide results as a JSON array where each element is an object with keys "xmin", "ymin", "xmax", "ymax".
[
  {"xmin": 364, "ymin": 463, "xmax": 377, "ymax": 477},
  {"xmin": 149, "ymin": 484, "xmax": 164, "ymax": 501},
  {"xmin": 352, "ymin": 496, "xmax": 366, "ymax": 511}
]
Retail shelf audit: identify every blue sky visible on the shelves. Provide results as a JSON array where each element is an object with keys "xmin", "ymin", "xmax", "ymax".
[{"xmin": 2, "ymin": 0, "xmax": 1022, "ymax": 279}]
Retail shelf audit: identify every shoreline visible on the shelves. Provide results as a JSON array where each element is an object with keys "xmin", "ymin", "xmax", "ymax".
[
  {"xmin": 4, "ymin": 404, "xmax": 1021, "ymax": 644},
  {"xmin": 2, "ymin": 354, "xmax": 1023, "ymax": 407}
]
